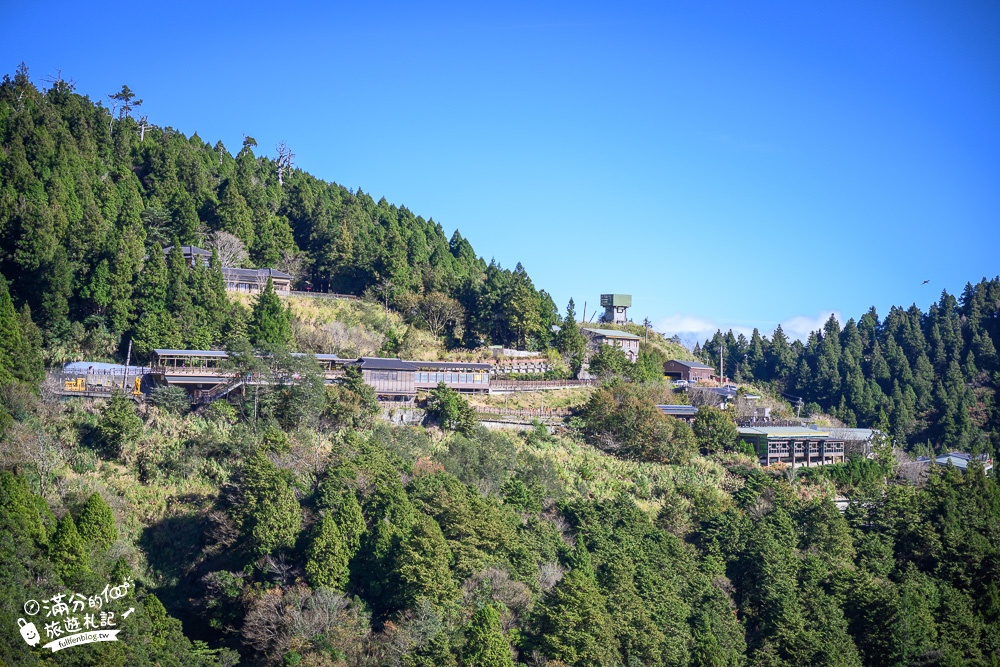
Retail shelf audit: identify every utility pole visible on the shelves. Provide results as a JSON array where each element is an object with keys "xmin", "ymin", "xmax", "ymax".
[
  {"xmin": 581, "ymin": 301, "xmax": 587, "ymax": 324},
  {"xmin": 719, "ymin": 344, "xmax": 724, "ymax": 384},
  {"xmin": 643, "ymin": 318, "xmax": 651, "ymax": 343},
  {"xmin": 122, "ymin": 338, "xmax": 133, "ymax": 390}
]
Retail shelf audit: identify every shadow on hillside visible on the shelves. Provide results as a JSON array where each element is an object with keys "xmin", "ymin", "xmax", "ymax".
[{"xmin": 139, "ymin": 508, "xmax": 218, "ymax": 641}]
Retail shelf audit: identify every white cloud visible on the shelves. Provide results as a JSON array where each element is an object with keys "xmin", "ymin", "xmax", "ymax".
[
  {"xmin": 779, "ymin": 311, "xmax": 841, "ymax": 342},
  {"xmin": 654, "ymin": 314, "xmax": 720, "ymax": 339},
  {"xmin": 653, "ymin": 310, "xmax": 843, "ymax": 348},
  {"xmin": 653, "ymin": 314, "xmax": 754, "ymax": 349}
]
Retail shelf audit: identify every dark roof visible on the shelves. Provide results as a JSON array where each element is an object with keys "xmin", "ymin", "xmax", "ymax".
[
  {"xmin": 657, "ymin": 405, "xmax": 698, "ymax": 416},
  {"xmin": 668, "ymin": 359, "xmax": 714, "ymax": 369},
  {"xmin": 153, "ymin": 349, "xmax": 340, "ymax": 363},
  {"xmin": 357, "ymin": 357, "xmax": 419, "ymax": 371},
  {"xmin": 153, "ymin": 349, "xmax": 229, "ymax": 358},
  {"xmin": 289, "ymin": 352, "xmax": 340, "ymax": 361},
  {"xmin": 582, "ymin": 327, "xmax": 641, "ymax": 340},
  {"xmin": 410, "ymin": 360, "xmax": 492, "ymax": 371},
  {"xmin": 163, "ymin": 245, "xmax": 212, "ymax": 256},
  {"xmin": 222, "ymin": 267, "xmax": 293, "ymax": 281}
]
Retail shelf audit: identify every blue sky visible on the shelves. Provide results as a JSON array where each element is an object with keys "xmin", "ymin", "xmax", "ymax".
[{"xmin": 3, "ymin": 0, "xmax": 998, "ymax": 344}]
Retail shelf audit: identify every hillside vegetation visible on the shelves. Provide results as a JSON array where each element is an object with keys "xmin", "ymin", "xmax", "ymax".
[
  {"xmin": 698, "ymin": 280, "xmax": 1000, "ymax": 457},
  {"xmin": 3, "ymin": 65, "xmax": 1000, "ymax": 667}
]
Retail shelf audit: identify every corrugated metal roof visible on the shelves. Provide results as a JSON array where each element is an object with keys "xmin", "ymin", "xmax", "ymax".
[
  {"xmin": 222, "ymin": 267, "xmax": 293, "ymax": 280},
  {"xmin": 358, "ymin": 357, "xmax": 419, "ymax": 371},
  {"xmin": 163, "ymin": 245, "xmax": 212, "ymax": 256},
  {"xmin": 410, "ymin": 360, "xmax": 492, "ymax": 370},
  {"xmin": 582, "ymin": 328, "xmax": 641, "ymax": 339},
  {"xmin": 668, "ymin": 359, "xmax": 714, "ymax": 369},
  {"xmin": 824, "ymin": 428, "xmax": 876, "ymax": 441},
  {"xmin": 739, "ymin": 426, "xmax": 832, "ymax": 438},
  {"xmin": 153, "ymin": 349, "xmax": 229, "ymax": 357},
  {"xmin": 657, "ymin": 405, "xmax": 698, "ymax": 416}
]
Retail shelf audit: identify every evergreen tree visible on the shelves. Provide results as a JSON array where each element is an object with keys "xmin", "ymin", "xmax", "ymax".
[
  {"xmin": 233, "ymin": 451, "xmax": 302, "ymax": 559},
  {"xmin": 463, "ymin": 604, "xmax": 513, "ymax": 667},
  {"xmin": 426, "ymin": 382, "xmax": 477, "ymax": 435},
  {"xmin": 397, "ymin": 512, "xmax": 457, "ymax": 608},
  {"xmin": 305, "ymin": 512, "xmax": 351, "ymax": 589},
  {"xmin": 50, "ymin": 514, "xmax": 91, "ymax": 585},
  {"xmin": 0, "ymin": 277, "xmax": 27, "ymax": 386},
  {"xmin": 96, "ymin": 391, "xmax": 143, "ymax": 459},
  {"xmin": 532, "ymin": 567, "xmax": 620, "ymax": 667},
  {"xmin": 248, "ymin": 277, "xmax": 292, "ymax": 351},
  {"xmin": 693, "ymin": 405, "xmax": 738, "ymax": 455},
  {"xmin": 556, "ymin": 298, "xmax": 587, "ymax": 374},
  {"xmin": 76, "ymin": 492, "xmax": 118, "ymax": 549}
]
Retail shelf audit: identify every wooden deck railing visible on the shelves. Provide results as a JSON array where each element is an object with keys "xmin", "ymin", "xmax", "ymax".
[
  {"xmin": 287, "ymin": 291, "xmax": 360, "ymax": 300},
  {"xmin": 475, "ymin": 406, "xmax": 573, "ymax": 418},
  {"xmin": 489, "ymin": 379, "xmax": 598, "ymax": 391}
]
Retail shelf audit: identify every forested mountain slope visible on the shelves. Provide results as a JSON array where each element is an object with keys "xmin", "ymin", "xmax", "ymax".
[
  {"xmin": 0, "ymin": 64, "xmax": 557, "ymax": 361},
  {"xmin": 697, "ymin": 279, "xmax": 1000, "ymax": 456},
  {"xmin": 3, "ymin": 63, "xmax": 1000, "ymax": 667}
]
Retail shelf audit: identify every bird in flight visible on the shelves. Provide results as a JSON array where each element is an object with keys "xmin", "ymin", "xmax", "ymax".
[{"xmin": 922, "ymin": 280, "xmax": 930, "ymax": 285}]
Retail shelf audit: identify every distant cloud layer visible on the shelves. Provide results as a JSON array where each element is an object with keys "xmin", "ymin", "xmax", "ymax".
[{"xmin": 655, "ymin": 310, "xmax": 842, "ymax": 348}]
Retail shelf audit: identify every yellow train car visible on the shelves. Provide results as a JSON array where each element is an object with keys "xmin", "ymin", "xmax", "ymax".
[{"xmin": 63, "ymin": 377, "xmax": 87, "ymax": 392}]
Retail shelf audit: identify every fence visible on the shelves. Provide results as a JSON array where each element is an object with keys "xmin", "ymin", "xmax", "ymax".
[
  {"xmin": 475, "ymin": 406, "xmax": 573, "ymax": 418},
  {"xmin": 288, "ymin": 291, "xmax": 360, "ymax": 301},
  {"xmin": 737, "ymin": 418, "xmax": 813, "ymax": 428},
  {"xmin": 489, "ymin": 379, "xmax": 599, "ymax": 392}
]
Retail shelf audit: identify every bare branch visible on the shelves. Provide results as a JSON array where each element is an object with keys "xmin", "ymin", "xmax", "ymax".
[
  {"xmin": 275, "ymin": 141, "xmax": 295, "ymax": 186},
  {"xmin": 207, "ymin": 230, "xmax": 248, "ymax": 268}
]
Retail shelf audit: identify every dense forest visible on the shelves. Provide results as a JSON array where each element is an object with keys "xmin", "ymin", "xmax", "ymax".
[
  {"xmin": 0, "ymin": 64, "xmax": 558, "ymax": 363},
  {"xmin": 696, "ymin": 279, "xmax": 1000, "ymax": 457},
  {"xmin": 3, "ymin": 64, "xmax": 1000, "ymax": 667}
]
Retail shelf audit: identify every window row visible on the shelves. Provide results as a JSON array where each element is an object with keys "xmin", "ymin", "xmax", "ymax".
[{"xmin": 416, "ymin": 372, "xmax": 488, "ymax": 384}]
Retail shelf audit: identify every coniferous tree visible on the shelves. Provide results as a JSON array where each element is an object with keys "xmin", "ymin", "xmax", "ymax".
[
  {"xmin": 305, "ymin": 512, "xmax": 351, "ymax": 589},
  {"xmin": 50, "ymin": 514, "xmax": 91, "ymax": 584},
  {"xmin": 396, "ymin": 512, "xmax": 457, "ymax": 608},
  {"xmin": 96, "ymin": 391, "xmax": 143, "ymax": 459},
  {"xmin": 76, "ymin": 492, "xmax": 118, "ymax": 549},
  {"xmin": 0, "ymin": 277, "xmax": 27, "ymax": 386},
  {"xmin": 556, "ymin": 298, "xmax": 587, "ymax": 374},
  {"xmin": 463, "ymin": 604, "xmax": 513, "ymax": 667},
  {"xmin": 248, "ymin": 277, "xmax": 291, "ymax": 351},
  {"xmin": 532, "ymin": 566, "xmax": 619, "ymax": 667},
  {"xmin": 234, "ymin": 450, "xmax": 302, "ymax": 560}
]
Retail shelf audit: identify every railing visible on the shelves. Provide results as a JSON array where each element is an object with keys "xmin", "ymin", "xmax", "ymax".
[
  {"xmin": 151, "ymin": 365, "xmax": 228, "ymax": 375},
  {"xmin": 287, "ymin": 291, "xmax": 360, "ymax": 301},
  {"xmin": 475, "ymin": 406, "xmax": 572, "ymax": 418},
  {"xmin": 738, "ymin": 418, "xmax": 811, "ymax": 427},
  {"xmin": 193, "ymin": 375, "xmax": 245, "ymax": 404},
  {"xmin": 61, "ymin": 367, "xmax": 150, "ymax": 377},
  {"xmin": 489, "ymin": 379, "xmax": 598, "ymax": 391}
]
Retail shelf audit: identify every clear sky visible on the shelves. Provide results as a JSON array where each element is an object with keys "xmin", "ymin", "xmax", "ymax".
[{"xmin": 3, "ymin": 0, "xmax": 998, "ymax": 345}]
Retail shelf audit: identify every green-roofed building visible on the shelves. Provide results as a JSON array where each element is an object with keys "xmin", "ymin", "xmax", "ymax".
[
  {"xmin": 738, "ymin": 426, "xmax": 846, "ymax": 467},
  {"xmin": 600, "ymin": 293, "xmax": 632, "ymax": 324}
]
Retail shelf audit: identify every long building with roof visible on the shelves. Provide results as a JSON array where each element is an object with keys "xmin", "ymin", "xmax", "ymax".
[{"xmin": 738, "ymin": 426, "xmax": 846, "ymax": 467}]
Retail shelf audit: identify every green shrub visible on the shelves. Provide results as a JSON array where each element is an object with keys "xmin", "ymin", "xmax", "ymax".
[{"xmin": 149, "ymin": 384, "xmax": 191, "ymax": 414}]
